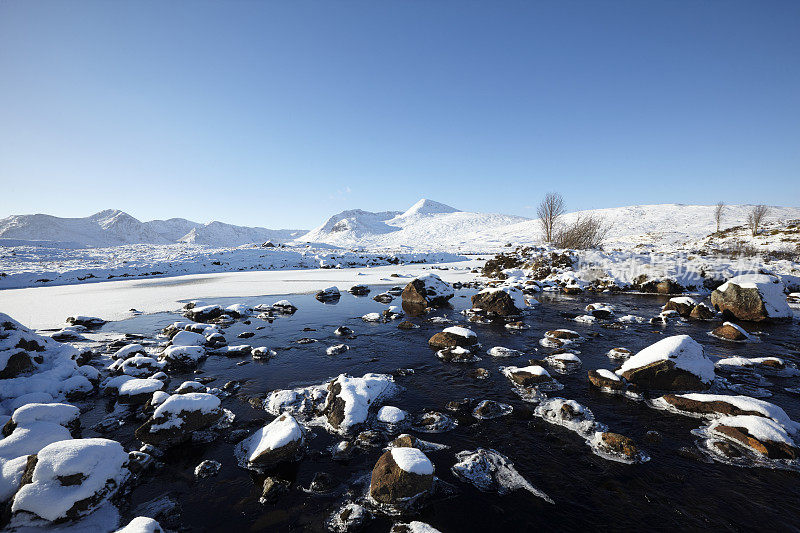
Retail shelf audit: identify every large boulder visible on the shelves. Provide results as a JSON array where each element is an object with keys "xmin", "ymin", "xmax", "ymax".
[
  {"xmin": 428, "ymin": 327, "xmax": 478, "ymax": 350},
  {"xmin": 619, "ymin": 335, "xmax": 714, "ymax": 391},
  {"xmin": 470, "ymin": 287, "xmax": 526, "ymax": 317},
  {"xmin": 322, "ymin": 374, "xmax": 396, "ymax": 433},
  {"xmin": 10, "ymin": 438, "xmax": 130, "ymax": 522},
  {"xmin": 401, "ymin": 274, "xmax": 454, "ymax": 308},
  {"xmin": 369, "ymin": 448, "xmax": 434, "ymax": 504},
  {"xmin": 710, "ymin": 274, "xmax": 792, "ymax": 322},
  {"xmin": 235, "ymin": 413, "xmax": 304, "ymax": 470},
  {"xmin": 135, "ymin": 392, "xmax": 223, "ymax": 446}
]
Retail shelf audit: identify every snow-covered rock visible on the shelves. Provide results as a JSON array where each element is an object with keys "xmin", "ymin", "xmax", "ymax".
[
  {"xmin": 654, "ymin": 394, "xmax": 799, "ymax": 432},
  {"xmin": 618, "ymin": 335, "xmax": 714, "ymax": 390},
  {"xmin": 401, "ymin": 273, "xmax": 454, "ymax": 308},
  {"xmin": 369, "ymin": 448, "xmax": 434, "ymax": 505},
  {"xmin": 711, "ymin": 274, "xmax": 792, "ymax": 322},
  {"xmin": 322, "ymin": 374, "xmax": 397, "ymax": 434},
  {"xmin": 471, "ymin": 287, "xmax": 527, "ymax": 317},
  {"xmin": 428, "ymin": 326, "xmax": 478, "ymax": 350},
  {"xmin": 235, "ymin": 413, "xmax": 304, "ymax": 470},
  {"xmin": 708, "ymin": 415, "xmax": 799, "ymax": 459},
  {"xmin": 135, "ymin": 392, "xmax": 223, "ymax": 447},
  {"xmin": 115, "ymin": 516, "xmax": 164, "ymax": 533},
  {"xmin": 10, "ymin": 438, "xmax": 130, "ymax": 522}
]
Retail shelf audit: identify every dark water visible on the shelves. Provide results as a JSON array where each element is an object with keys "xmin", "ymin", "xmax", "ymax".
[{"xmin": 81, "ymin": 288, "xmax": 800, "ymax": 532}]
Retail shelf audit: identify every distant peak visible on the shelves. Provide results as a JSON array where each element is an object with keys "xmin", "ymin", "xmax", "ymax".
[{"xmin": 400, "ymin": 199, "xmax": 459, "ymax": 217}]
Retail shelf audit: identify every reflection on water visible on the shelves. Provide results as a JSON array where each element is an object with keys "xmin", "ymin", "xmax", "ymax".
[{"xmin": 87, "ymin": 288, "xmax": 800, "ymax": 531}]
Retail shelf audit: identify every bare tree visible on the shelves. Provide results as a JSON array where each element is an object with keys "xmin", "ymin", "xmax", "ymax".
[
  {"xmin": 553, "ymin": 214, "xmax": 609, "ymax": 249},
  {"xmin": 537, "ymin": 192, "xmax": 565, "ymax": 243},
  {"xmin": 747, "ymin": 205, "xmax": 769, "ymax": 236},
  {"xmin": 714, "ymin": 202, "xmax": 725, "ymax": 234}
]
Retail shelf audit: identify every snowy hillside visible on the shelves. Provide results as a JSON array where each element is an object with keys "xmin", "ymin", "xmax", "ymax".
[
  {"xmin": 297, "ymin": 199, "xmax": 529, "ymax": 250},
  {"xmin": 298, "ymin": 201, "xmax": 800, "ymax": 252},
  {"xmin": 0, "ymin": 209, "xmax": 304, "ymax": 248}
]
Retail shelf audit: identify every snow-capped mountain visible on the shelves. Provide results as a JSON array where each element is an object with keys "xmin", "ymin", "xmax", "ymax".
[
  {"xmin": 296, "ymin": 200, "xmax": 800, "ymax": 252},
  {"xmin": 0, "ymin": 209, "xmax": 304, "ymax": 248},
  {"xmin": 296, "ymin": 198, "xmax": 529, "ymax": 250}
]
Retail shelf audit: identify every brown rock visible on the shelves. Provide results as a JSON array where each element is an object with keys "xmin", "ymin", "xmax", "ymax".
[
  {"xmin": 661, "ymin": 394, "xmax": 761, "ymax": 417},
  {"xmin": 690, "ymin": 304, "xmax": 715, "ymax": 320},
  {"xmin": 714, "ymin": 425, "xmax": 799, "ymax": 460},
  {"xmin": 545, "ymin": 330, "xmax": 580, "ymax": 340},
  {"xmin": 506, "ymin": 367, "xmax": 552, "ymax": 387},
  {"xmin": 599, "ymin": 432, "xmax": 639, "ymax": 460},
  {"xmin": 662, "ymin": 300, "xmax": 694, "ymax": 317},
  {"xmin": 428, "ymin": 332, "xmax": 477, "ymax": 350},
  {"xmin": 587, "ymin": 370, "xmax": 625, "ymax": 391},
  {"xmin": 396, "ymin": 320, "xmax": 417, "ymax": 330},
  {"xmin": 369, "ymin": 450, "xmax": 433, "ymax": 504},
  {"xmin": 711, "ymin": 323, "xmax": 749, "ymax": 341},
  {"xmin": 620, "ymin": 360, "xmax": 709, "ymax": 391},
  {"xmin": 470, "ymin": 290, "xmax": 521, "ymax": 316},
  {"xmin": 401, "ymin": 279, "xmax": 452, "ymax": 308}
]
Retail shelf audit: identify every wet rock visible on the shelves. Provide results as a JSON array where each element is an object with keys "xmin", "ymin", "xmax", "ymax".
[
  {"xmin": 585, "ymin": 303, "xmax": 614, "ymax": 319},
  {"xmin": 619, "ymin": 335, "xmax": 714, "ymax": 391},
  {"xmin": 644, "ymin": 430, "xmax": 662, "ymax": 444},
  {"xmin": 327, "ymin": 502, "xmax": 369, "ymax": 533},
  {"xmin": 401, "ymin": 274, "xmax": 454, "ymax": 308},
  {"xmin": 397, "ymin": 320, "xmax": 419, "ymax": 330},
  {"xmin": 260, "ymin": 476, "xmax": 290, "ymax": 503},
  {"xmin": 469, "ymin": 368, "xmax": 490, "ymax": 380},
  {"xmin": 349, "ymin": 285, "xmax": 370, "ymax": 296},
  {"xmin": 606, "ymin": 347, "xmax": 631, "ymax": 361},
  {"xmin": 690, "ymin": 303, "xmax": 716, "ymax": 320},
  {"xmin": 544, "ymin": 329, "xmax": 581, "ymax": 341},
  {"xmin": 308, "ymin": 471, "xmax": 336, "ymax": 493},
  {"xmin": 369, "ymin": 448, "xmax": 434, "ymax": 505},
  {"xmin": 587, "ymin": 369, "xmax": 625, "ymax": 391},
  {"xmin": 437, "ymin": 346, "xmax": 480, "ymax": 363},
  {"xmin": 428, "ymin": 327, "xmax": 478, "ymax": 350},
  {"xmin": 710, "ymin": 322, "xmax": 750, "ymax": 341},
  {"xmin": 471, "ymin": 288, "xmax": 524, "ymax": 316},
  {"xmin": 356, "ymin": 429, "xmax": 385, "ymax": 448},
  {"xmin": 374, "ymin": 293, "xmax": 394, "ymax": 304},
  {"xmin": 472, "ymin": 400, "xmax": 512, "ymax": 419},
  {"xmin": 597, "ymin": 432, "xmax": 640, "ymax": 461},
  {"xmin": 235, "ymin": 413, "xmax": 304, "ymax": 470},
  {"xmin": 711, "ymin": 418, "xmax": 799, "ymax": 459},
  {"xmin": 661, "ymin": 297, "xmax": 697, "ymax": 317},
  {"xmin": 504, "ymin": 321, "xmax": 529, "ymax": 331},
  {"xmin": 194, "ymin": 459, "xmax": 221, "ymax": 478},
  {"xmin": 135, "ymin": 393, "xmax": 223, "ymax": 447},
  {"xmin": 503, "ymin": 365, "xmax": 554, "ymax": 387},
  {"xmin": 272, "ymin": 300, "xmax": 298, "ymax": 314},
  {"xmin": 315, "ymin": 286, "xmax": 341, "ymax": 302},
  {"xmin": 334, "ymin": 326, "xmax": 354, "ymax": 336}
]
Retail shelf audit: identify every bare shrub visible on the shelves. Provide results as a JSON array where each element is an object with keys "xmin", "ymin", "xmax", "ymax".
[
  {"xmin": 537, "ymin": 192, "xmax": 565, "ymax": 243},
  {"xmin": 714, "ymin": 202, "xmax": 725, "ymax": 233},
  {"xmin": 715, "ymin": 239, "xmax": 758, "ymax": 258},
  {"xmin": 747, "ymin": 205, "xmax": 769, "ymax": 236},
  {"xmin": 553, "ymin": 214, "xmax": 609, "ymax": 250}
]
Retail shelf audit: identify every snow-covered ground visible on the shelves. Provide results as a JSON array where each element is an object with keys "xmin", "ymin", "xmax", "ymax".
[{"xmin": 0, "ymin": 260, "xmax": 481, "ymax": 330}]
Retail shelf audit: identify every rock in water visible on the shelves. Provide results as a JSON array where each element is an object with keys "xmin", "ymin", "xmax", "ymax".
[
  {"xmin": 709, "ymin": 415, "xmax": 800, "ymax": 459},
  {"xmin": 369, "ymin": 448, "xmax": 434, "ymax": 504},
  {"xmin": 428, "ymin": 326, "xmax": 478, "ymax": 350},
  {"xmin": 710, "ymin": 274, "xmax": 792, "ymax": 322},
  {"xmin": 710, "ymin": 322, "xmax": 750, "ymax": 341},
  {"xmin": 135, "ymin": 392, "xmax": 223, "ymax": 447},
  {"xmin": 661, "ymin": 297, "xmax": 697, "ymax": 317},
  {"xmin": 619, "ymin": 335, "xmax": 714, "ymax": 391},
  {"xmin": 471, "ymin": 287, "xmax": 527, "ymax": 316},
  {"xmin": 235, "ymin": 413, "xmax": 304, "ymax": 470},
  {"xmin": 401, "ymin": 274, "xmax": 454, "ymax": 308},
  {"xmin": 450, "ymin": 448, "xmax": 552, "ymax": 502}
]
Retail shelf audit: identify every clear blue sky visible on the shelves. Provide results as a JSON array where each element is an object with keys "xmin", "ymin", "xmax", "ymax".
[{"xmin": 1, "ymin": 1, "xmax": 798, "ymax": 229}]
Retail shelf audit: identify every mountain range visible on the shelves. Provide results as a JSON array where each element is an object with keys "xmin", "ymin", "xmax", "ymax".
[
  {"xmin": 0, "ymin": 209, "xmax": 304, "ymax": 248},
  {"xmin": 2, "ymin": 200, "xmax": 799, "ymax": 250}
]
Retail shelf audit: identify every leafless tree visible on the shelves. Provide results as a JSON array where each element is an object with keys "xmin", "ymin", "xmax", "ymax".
[
  {"xmin": 714, "ymin": 202, "xmax": 725, "ymax": 234},
  {"xmin": 747, "ymin": 205, "xmax": 769, "ymax": 236},
  {"xmin": 537, "ymin": 192, "xmax": 565, "ymax": 243},
  {"xmin": 553, "ymin": 214, "xmax": 609, "ymax": 249}
]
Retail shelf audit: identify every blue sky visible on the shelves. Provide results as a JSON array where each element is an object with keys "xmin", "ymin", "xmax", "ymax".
[{"xmin": 1, "ymin": 1, "xmax": 798, "ymax": 228}]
